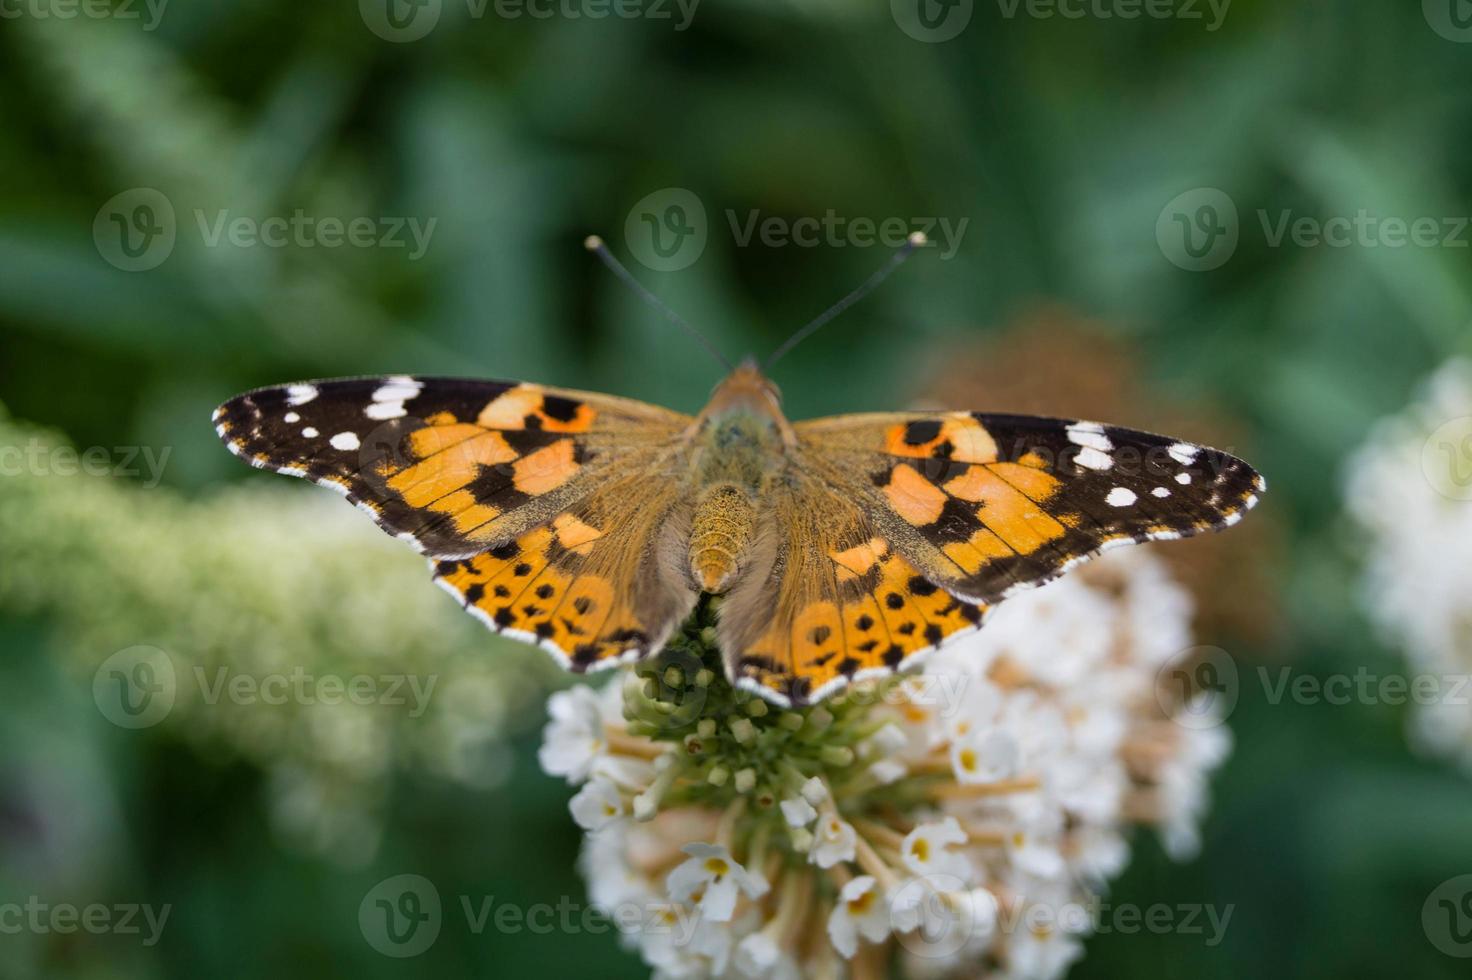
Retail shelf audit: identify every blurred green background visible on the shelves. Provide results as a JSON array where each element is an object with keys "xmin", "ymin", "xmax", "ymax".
[{"xmin": 3, "ymin": 1, "xmax": 1472, "ymax": 977}]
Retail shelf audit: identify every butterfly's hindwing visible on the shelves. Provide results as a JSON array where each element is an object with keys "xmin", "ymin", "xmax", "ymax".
[
  {"xmin": 432, "ymin": 479, "xmax": 697, "ymax": 671},
  {"xmin": 716, "ymin": 481, "xmax": 989, "ymax": 706}
]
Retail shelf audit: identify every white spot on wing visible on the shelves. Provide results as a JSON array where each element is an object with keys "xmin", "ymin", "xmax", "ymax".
[
  {"xmin": 1175, "ymin": 472, "xmax": 1191, "ymax": 485},
  {"xmin": 364, "ymin": 379, "xmax": 421, "ymax": 422},
  {"xmin": 286, "ymin": 384, "xmax": 319, "ymax": 406},
  {"xmin": 1151, "ymin": 486, "xmax": 1170, "ymax": 498},
  {"xmin": 330, "ymin": 431, "xmax": 360, "ymax": 451},
  {"xmin": 284, "ymin": 411, "xmax": 300, "ymax": 424},
  {"xmin": 1167, "ymin": 442, "xmax": 1199, "ymax": 465},
  {"xmin": 373, "ymin": 380, "xmax": 422, "ymax": 403},
  {"xmin": 302, "ymin": 426, "xmax": 319, "ymax": 438},
  {"xmin": 1105, "ymin": 486, "xmax": 1137, "ymax": 507},
  {"xmin": 365, "ymin": 401, "xmax": 408, "ymax": 420},
  {"xmin": 1075, "ymin": 446, "xmax": 1113, "ymax": 471},
  {"xmin": 1066, "ymin": 421, "xmax": 1112, "ymax": 452}
]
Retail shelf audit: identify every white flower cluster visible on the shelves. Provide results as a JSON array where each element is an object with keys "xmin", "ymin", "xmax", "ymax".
[
  {"xmin": 1345, "ymin": 359, "xmax": 1472, "ymax": 768},
  {"xmin": 539, "ymin": 549, "xmax": 1229, "ymax": 979}
]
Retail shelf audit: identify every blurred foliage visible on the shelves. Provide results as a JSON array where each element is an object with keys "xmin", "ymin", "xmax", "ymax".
[{"xmin": 2, "ymin": 2, "xmax": 1472, "ymax": 978}]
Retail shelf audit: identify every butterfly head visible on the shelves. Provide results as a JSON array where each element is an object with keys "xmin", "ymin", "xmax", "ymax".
[{"xmin": 697, "ymin": 358, "xmax": 794, "ymax": 446}]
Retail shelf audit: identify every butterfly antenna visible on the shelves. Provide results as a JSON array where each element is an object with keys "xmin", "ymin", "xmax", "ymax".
[
  {"xmin": 584, "ymin": 235, "xmax": 734, "ymax": 371},
  {"xmin": 763, "ymin": 232, "xmax": 927, "ymax": 371}
]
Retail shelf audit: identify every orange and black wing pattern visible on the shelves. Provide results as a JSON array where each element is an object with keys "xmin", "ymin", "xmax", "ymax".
[
  {"xmin": 213, "ymin": 376, "xmax": 689, "ymax": 559},
  {"xmin": 715, "ymin": 476, "xmax": 989, "ymax": 706},
  {"xmin": 798, "ymin": 410, "xmax": 1264, "ymax": 604},
  {"xmin": 215, "ymin": 376, "xmax": 699, "ymax": 671}
]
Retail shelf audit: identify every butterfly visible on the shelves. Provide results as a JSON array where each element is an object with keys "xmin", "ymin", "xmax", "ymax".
[{"xmin": 213, "ymin": 360, "xmax": 1264, "ymax": 707}]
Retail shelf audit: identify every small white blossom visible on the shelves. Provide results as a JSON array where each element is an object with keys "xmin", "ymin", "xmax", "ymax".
[
  {"xmin": 779, "ymin": 795, "xmax": 816, "ymax": 828},
  {"xmin": 537, "ymin": 685, "xmax": 609, "ymax": 784},
  {"xmin": 569, "ymin": 777, "xmax": 624, "ymax": 831},
  {"xmin": 666, "ymin": 843, "xmax": 767, "ymax": 922},
  {"xmin": 901, "ymin": 816, "xmax": 972, "ymax": 882},
  {"xmin": 826, "ymin": 875, "xmax": 891, "ymax": 958},
  {"xmin": 809, "ymin": 813, "xmax": 857, "ymax": 868},
  {"xmin": 950, "ymin": 729, "xmax": 1020, "ymax": 784}
]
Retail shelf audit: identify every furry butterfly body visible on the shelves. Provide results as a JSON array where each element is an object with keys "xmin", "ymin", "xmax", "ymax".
[{"xmin": 214, "ymin": 360, "xmax": 1263, "ymax": 706}]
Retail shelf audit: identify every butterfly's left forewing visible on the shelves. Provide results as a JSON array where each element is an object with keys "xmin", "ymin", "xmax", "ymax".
[
  {"xmin": 215, "ymin": 376, "xmax": 700, "ymax": 670},
  {"xmin": 214, "ymin": 376, "xmax": 691, "ymax": 557}
]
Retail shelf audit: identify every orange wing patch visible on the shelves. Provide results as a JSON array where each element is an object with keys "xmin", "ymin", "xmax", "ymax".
[
  {"xmin": 433, "ymin": 521, "xmax": 649, "ymax": 671},
  {"xmin": 883, "ymin": 414, "xmax": 998, "ymax": 463},
  {"xmin": 475, "ymin": 384, "xmax": 597, "ymax": 433},
  {"xmin": 734, "ymin": 536, "xmax": 988, "ymax": 705}
]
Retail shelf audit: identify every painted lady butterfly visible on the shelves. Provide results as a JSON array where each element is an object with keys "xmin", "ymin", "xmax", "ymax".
[{"xmin": 214, "ymin": 362, "xmax": 1262, "ymax": 706}]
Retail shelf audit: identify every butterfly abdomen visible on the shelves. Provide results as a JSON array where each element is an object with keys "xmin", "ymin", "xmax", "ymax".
[{"xmin": 689, "ymin": 483, "xmax": 756, "ymax": 593}]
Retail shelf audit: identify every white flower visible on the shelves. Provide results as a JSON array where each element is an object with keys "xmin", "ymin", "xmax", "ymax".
[
  {"xmin": 1005, "ymin": 924, "xmax": 1084, "ymax": 980},
  {"xmin": 1346, "ymin": 359, "xmax": 1472, "ymax": 768},
  {"xmin": 901, "ymin": 816, "xmax": 972, "ymax": 882},
  {"xmin": 733, "ymin": 930, "xmax": 804, "ymax": 980},
  {"xmin": 869, "ymin": 758, "xmax": 907, "ymax": 785},
  {"xmin": 889, "ymin": 877, "xmax": 995, "ymax": 946},
  {"xmin": 537, "ymin": 685, "xmax": 608, "ymax": 784},
  {"xmin": 666, "ymin": 843, "xmax": 767, "ymax": 922},
  {"xmin": 779, "ymin": 795, "xmax": 816, "ymax": 828},
  {"xmin": 638, "ymin": 904, "xmax": 731, "ymax": 979},
  {"xmin": 569, "ymin": 778, "xmax": 624, "ymax": 831},
  {"xmin": 545, "ymin": 545, "xmax": 1230, "ymax": 978},
  {"xmin": 826, "ymin": 875, "xmax": 891, "ymax": 958},
  {"xmin": 809, "ymin": 813, "xmax": 857, "ymax": 868},
  {"xmin": 950, "ymin": 729, "xmax": 1020, "ymax": 784}
]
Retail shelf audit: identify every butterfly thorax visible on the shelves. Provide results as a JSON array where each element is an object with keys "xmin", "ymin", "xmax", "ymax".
[{"xmin": 686, "ymin": 362, "xmax": 792, "ymax": 592}]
